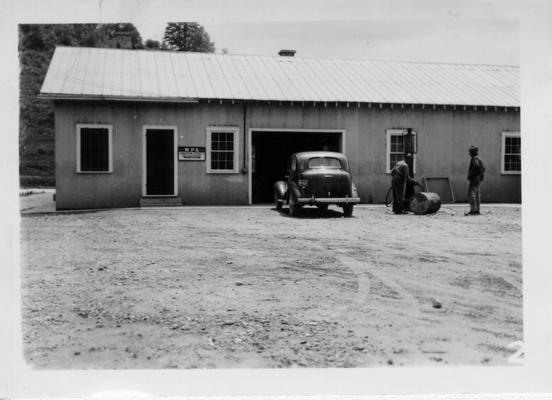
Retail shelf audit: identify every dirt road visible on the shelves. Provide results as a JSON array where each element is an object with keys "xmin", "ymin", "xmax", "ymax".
[{"xmin": 20, "ymin": 204, "xmax": 522, "ymax": 368}]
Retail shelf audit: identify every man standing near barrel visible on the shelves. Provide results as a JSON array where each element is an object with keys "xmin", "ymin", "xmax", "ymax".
[
  {"xmin": 391, "ymin": 152, "xmax": 419, "ymax": 214},
  {"xmin": 465, "ymin": 145, "xmax": 486, "ymax": 216}
]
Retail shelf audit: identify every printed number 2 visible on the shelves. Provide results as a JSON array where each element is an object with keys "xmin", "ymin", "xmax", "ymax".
[{"xmin": 507, "ymin": 341, "xmax": 524, "ymax": 364}]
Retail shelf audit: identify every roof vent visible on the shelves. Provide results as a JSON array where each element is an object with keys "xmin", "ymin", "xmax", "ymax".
[{"xmin": 278, "ymin": 49, "xmax": 296, "ymax": 57}]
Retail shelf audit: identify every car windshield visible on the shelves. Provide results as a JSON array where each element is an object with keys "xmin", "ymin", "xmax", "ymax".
[{"xmin": 308, "ymin": 157, "xmax": 343, "ymax": 169}]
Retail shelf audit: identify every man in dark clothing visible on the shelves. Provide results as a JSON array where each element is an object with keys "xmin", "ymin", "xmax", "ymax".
[
  {"xmin": 465, "ymin": 146, "xmax": 486, "ymax": 215},
  {"xmin": 391, "ymin": 152, "xmax": 418, "ymax": 214}
]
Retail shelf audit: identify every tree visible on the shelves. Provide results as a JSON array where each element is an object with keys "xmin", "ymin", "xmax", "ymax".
[
  {"xmin": 18, "ymin": 23, "xmax": 145, "ymax": 186},
  {"xmin": 19, "ymin": 24, "xmax": 100, "ymax": 53},
  {"xmin": 162, "ymin": 22, "xmax": 215, "ymax": 52},
  {"xmin": 97, "ymin": 23, "xmax": 144, "ymax": 49}
]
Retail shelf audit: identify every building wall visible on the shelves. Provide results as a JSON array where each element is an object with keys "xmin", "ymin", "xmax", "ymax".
[
  {"xmin": 247, "ymin": 103, "xmax": 521, "ymax": 204},
  {"xmin": 55, "ymin": 101, "xmax": 520, "ymax": 209},
  {"xmin": 55, "ymin": 101, "xmax": 248, "ymax": 209}
]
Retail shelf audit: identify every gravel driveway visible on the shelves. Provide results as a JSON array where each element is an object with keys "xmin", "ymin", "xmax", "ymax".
[{"xmin": 20, "ymin": 204, "xmax": 522, "ymax": 368}]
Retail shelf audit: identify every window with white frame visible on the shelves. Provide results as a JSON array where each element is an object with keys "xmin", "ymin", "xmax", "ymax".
[
  {"xmin": 206, "ymin": 127, "xmax": 239, "ymax": 173},
  {"xmin": 386, "ymin": 129, "xmax": 416, "ymax": 173},
  {"xmin": 501, "ymin": 132, "xmax": 521, "ymax": 174},
  {"xmin": 76, "ymin": 124, "xmax": 113, "ymax": 173}
]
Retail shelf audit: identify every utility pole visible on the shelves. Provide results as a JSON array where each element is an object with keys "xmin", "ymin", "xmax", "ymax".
[
  {"xmin": 404, "ymin": 128, "xmax": 416, "ymax": 200},
  {"xmin": 404, "ymin": 128, "xmax": 415, "ymax": 176}
]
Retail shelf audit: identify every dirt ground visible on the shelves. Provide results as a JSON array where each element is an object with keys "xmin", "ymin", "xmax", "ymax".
[{"xmin": 20, "ymin": 202, "xmax": 522, "ymax": 369}]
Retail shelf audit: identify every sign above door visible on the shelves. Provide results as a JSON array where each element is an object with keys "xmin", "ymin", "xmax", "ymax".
[{"xmin": 179, "ymin": 146, "xmax": 206, "ymax": 161}]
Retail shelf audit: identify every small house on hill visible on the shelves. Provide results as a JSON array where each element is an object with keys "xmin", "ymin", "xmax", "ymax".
[{"xmin": 39, "ymin": 46, "xmax": 520, "ymax": 210}]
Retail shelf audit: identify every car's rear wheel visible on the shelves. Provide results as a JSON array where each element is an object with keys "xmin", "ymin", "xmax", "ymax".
[
  {"xmin": 274, "ymin": 193, "xmax": 283, "ymax": 210},
  {"xmin": 343, "ymin": 204, "xmax": 354, "ymax": 217},
  {"xmin": 289, "ymin": 193, "xmax": 300, "ymax": 217}
]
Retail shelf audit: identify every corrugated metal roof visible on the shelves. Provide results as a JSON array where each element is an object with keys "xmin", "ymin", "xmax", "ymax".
[{"xmin": 40, "ymin": 46, "xmax": 519, "ymax": 107}]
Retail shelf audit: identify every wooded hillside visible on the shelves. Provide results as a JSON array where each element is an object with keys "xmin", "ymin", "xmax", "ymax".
[
  {"xmin": 19, "ymin": 24, "xmax": 143, "ymax": 187},
  {"xmin": 19, "ymin": 22, "xmax": 217, "ymax": 187}
]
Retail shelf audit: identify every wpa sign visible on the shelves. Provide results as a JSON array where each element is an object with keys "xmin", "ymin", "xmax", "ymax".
[{"xmin": 178, "ymin": 146, "xmax": 206, "ymax": 161}]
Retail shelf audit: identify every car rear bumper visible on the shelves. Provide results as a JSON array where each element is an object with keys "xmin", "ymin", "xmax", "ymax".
[{"xmin": 296, "ymin": 196, "xmax": 360, "ymax": 205}]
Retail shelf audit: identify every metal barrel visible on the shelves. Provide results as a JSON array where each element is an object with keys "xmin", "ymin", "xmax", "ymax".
[{"xmin": 409, "ymin": 192, "xmax": 442, "ymax": 215}]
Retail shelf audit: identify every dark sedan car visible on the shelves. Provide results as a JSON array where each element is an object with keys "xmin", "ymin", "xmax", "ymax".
[{"xmin": 273, "ymin": 151, "xmax": 360, "ymax": 217}]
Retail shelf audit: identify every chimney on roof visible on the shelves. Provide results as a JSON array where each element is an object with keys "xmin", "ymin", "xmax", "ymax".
[{"xmin": 278, "ymin": 49, "xmax": 296, "ymax": 57}]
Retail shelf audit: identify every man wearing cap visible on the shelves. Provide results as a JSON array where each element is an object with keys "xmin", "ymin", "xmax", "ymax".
[
  {"xmin": 466, "ymin": 146, "xmax": 486, "ymax": 215},
  {"xmin": 390, "ymin": 152, "xmax": 419, "ymax": 214}
]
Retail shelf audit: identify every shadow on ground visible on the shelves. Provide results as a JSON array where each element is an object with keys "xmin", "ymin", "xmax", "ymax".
[{"xmin": 272, "ymin": 206, "xmax": 348, "ymax": 219}]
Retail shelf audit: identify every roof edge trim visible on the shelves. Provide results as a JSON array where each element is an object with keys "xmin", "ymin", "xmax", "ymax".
[
  {"xmin": 37, "ymin": 94, "xmax": 519, "ymax": 109},
  {"xmin": 37, "ymin": 93, "xmax": 200, "ymax": 103}
]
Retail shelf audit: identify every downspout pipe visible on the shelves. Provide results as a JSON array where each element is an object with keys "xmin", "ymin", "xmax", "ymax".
[{"xmin": 242, "ymin": 102, "xmax": 247, "ymax": 174}]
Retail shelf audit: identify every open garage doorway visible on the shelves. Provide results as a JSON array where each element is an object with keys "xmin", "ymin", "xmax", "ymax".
[{"xmin": 250, "ymin": 130, "xmax": 344, "ymax": 204}]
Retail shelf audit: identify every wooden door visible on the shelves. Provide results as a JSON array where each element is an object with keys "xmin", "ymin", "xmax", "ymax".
[{"xmin": 146, "ymin": 129, "xmax": 175, "ymax": 195}]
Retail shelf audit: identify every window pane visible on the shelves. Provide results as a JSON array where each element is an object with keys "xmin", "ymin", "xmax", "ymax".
[
  {"xmin": 210, "ymin": 131, "xmax": 235, "ymax": 171},
  {"xmin": 211, "ymin": 132, "xmax": 220, "ymax": 150},
  {"xmin": 226, "ymin": 152, "xmax": 233, "ymax": 169},
  {"xmin": 388, "ymin": 131, "xmax": 415, "ymax": 171},
  {"xmin": 391, "ymin": 134, "xmax": 404, "ymax": 153},
  {"xmin": 390, "ymin": 136, "xmax": 399, "ymax": 153},
  {"xmin": 506, "ymin": 137, "xmax": 521, "ymax": 154},
  {"xmin": 80, "ymin": 128, "xmax": 109, "ymax": 171},
  {"xmin": 308, "ymin": 157, "xmax": 342, "ymax": 168},
  {"xmin": 503, "ymin": 135, "xmax": 521, "ymax": 172},
  {"xmin": 505, "ymin": 154, "xmax": 521, "ymax": 171}
]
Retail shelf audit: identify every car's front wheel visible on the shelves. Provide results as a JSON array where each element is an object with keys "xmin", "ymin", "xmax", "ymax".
[
  {"xmin": 343, "ymin": 204, "xmax": 353, "ymax": 217},
  {"xmin": 289, "ymin": 193, "xmax": 300, "ymax": 217},
  {"xmin": 274, "ymin": 193, "xmax": 283, "ymax": 210}
]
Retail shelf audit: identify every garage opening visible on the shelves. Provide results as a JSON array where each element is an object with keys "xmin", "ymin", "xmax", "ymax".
[{"xmin": 251, "ymin": 130, "xmax": 343, "ymax": 203}]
